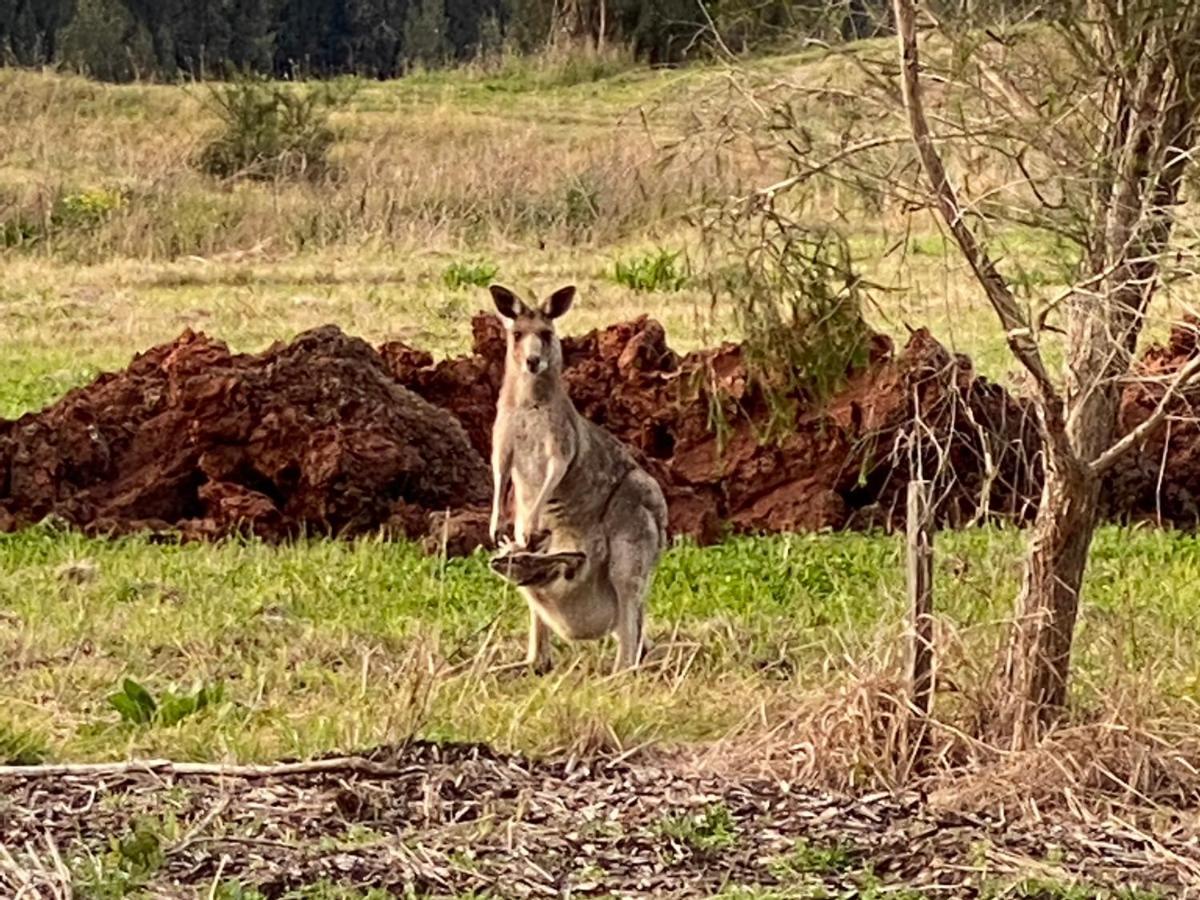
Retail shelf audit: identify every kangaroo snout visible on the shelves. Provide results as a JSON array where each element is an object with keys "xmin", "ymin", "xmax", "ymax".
[{"xmin": 526, "ymin": 355, "xmax": 543, "ymax": 373}]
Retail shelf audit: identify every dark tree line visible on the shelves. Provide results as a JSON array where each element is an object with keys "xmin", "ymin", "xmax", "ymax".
[
  {"xmin": 0, "ymin": 0, "xmax": 1038, "ymax": 81},
  {"xmin": 0, "ymin": 0, "xmax": 910, "ymax": 81}
]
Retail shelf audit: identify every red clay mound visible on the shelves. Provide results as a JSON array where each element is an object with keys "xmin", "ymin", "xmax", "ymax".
[
  {"xmin": 10, "ymin": 313, "xmax": 1194, "ymax": 553},
  {"xmin": 1108, "ymin": 317, "xmax": 1200, "ymax": 525},
  {"xmin": 0, "ymin": 326, "xmax": 489, "ymax": 542},
  {"xmin": 383, "ymin": 314, "xmax": 1042, "ymax": 545}
]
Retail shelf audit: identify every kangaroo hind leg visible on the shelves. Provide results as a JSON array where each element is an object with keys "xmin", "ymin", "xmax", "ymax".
[
  {"xmin": 606, "ymin": 507, "xmax": 659, "ymax": 674},
  {"xmin": 524, "ymin": 599, "xmax": 553, "ymax": 675}
]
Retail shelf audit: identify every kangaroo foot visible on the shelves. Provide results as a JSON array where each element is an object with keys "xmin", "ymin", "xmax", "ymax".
[{"xmin": 490, "ymin": 550, "xmax": 587, "ymax": 586}]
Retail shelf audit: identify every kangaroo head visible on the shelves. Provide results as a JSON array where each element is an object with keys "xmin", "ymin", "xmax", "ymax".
[{"xmin": 490, "ymin": 284, "xmax": 575, "ymax": 378}]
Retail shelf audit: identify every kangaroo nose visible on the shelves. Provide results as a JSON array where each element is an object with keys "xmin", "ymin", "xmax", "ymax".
[{"xmin": 526, "ymin": 356, "xmax": 541, "ymax": 373}]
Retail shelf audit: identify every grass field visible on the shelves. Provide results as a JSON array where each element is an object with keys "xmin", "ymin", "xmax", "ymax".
[
  {"xmin": 4, "ymin": 524, "xmax": 1200, "ymax": 765},
  {"xmin": 0, "ymin": 24, "xmax": 1195, "ymax": 775},
  {"xmin": 3, "ymin": 41, "xmax": 1200, "ymax": 899}
]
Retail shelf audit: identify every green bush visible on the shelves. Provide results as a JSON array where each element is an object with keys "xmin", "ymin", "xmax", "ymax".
[
  {"xmin": 54, "ymin": 187, "xmax": 124, "ymax": 228},
  {"xmin": 613, "ymin": 247, "xmax": 689, "ymax": 292},
  {"xmin": 198, "ymin": 77, "xmax": 339, "ymax": 181},
  {"xmin": 443, "ymin": 259, "xmax": 499, "ymax": 289}
]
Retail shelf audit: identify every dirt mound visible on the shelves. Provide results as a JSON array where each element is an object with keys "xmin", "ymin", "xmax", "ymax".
[
  {"xmin": 383, "ymin": 314, "xmax": 1042, "ymax": 544},
  {"xmin": 1107, "ymin": 317, "xmax": 1200, "ymax": 525},
  {"xmin": 0, "ymin": 326, "xmax": 489, "ymax": 542},
  {"xmin": 8, "ymin": 313, "xmax": 1198, "ymax": 552}
]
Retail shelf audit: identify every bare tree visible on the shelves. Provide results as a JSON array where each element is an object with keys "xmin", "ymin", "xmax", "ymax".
[
  {"xmin": 891, "ymin": 0, "xmax": 1200, "ymax": 746},
  {"xmin": 684, "ymin": 0, "xmax": 1200, "ymax": 747}
]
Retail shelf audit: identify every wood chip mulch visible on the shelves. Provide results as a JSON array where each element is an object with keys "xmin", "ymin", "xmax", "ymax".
[{"xmin": 1, "ymin": 741, "xmax": 1197, "ymax": 897}]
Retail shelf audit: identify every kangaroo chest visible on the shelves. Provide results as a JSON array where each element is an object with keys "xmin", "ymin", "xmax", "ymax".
[{"xmin": 508, "ymin": 408, "xmax": 572, "ymax": 489}]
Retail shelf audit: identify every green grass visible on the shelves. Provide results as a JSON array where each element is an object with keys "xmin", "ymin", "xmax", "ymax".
[{"xmin": 2, "ymin": 525, "xmax": 1199, "ymax": 762}]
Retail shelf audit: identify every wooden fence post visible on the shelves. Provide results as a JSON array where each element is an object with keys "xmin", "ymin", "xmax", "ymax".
[{"xmin": 907, "ymin": 480, "xmax": 934, "ymax": 722}]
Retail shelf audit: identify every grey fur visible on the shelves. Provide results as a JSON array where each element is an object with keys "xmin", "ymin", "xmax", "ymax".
[{"xmin": 488, "ymin": 284, "xmax": 669, "ymax": 673}]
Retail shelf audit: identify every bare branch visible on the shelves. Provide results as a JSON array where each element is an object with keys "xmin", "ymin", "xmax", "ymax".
[
  {"xmin": 736, "ymin": 135, "xmax": 912, "ymax": 206},
  {"xmin": 891, "ymin": 0, "xmax": 1068, "ymax": 447}
]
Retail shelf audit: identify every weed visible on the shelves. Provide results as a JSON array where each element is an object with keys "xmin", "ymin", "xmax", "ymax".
[
  {"xmin": 982, "ymin": 878, "xmax": 1168, "ymax": 899},
  {"xmin": 857, "ymin": 882, "xmax": 928, "ymax": 900},
  {"xmin": 278, "ymin": 882, "xmax": 399, "ymax": 899},
  {"xmin": 714, "ymin": 890, "xmax": 831, "ymax": 899},
  {"xmin": 443, "ymin": 259, "xmax": 499, "ymax": 290},
  {"xmin": 769, "ymin": 838, "xmax": 857, "ymax": 876},
  {"xmin": 198, "ymin": 77, "xmax": 340, "ymax": 181},
  {"xmin": 658, "ymin": 803, "xmax": 737, "ymax": 854},
  {"xmin": 74, "ymin": 815, "xmax": 174, "ymax": 899},
  {"xmin": 108, "ymin": 678, "xmax": 225, "ymax": 727},
  {"xmin": 215, "ymin": 882, "xmax": 269, "ymax": 900},
  {"xmin": 612, "ymin": 247, "xmax": 689, "ymax": 292},
  {"xmin": 0, "ymin": 217, "xmax": 41, "ymax": 248},
  {"xmin": 1, "ymin": 187, "xmax": 123, "ymax": 250}
]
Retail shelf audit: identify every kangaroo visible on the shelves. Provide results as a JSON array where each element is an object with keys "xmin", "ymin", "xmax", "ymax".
[{"xmin": 487, "ymin": 283, "xmax": 668, "ymax": 674}]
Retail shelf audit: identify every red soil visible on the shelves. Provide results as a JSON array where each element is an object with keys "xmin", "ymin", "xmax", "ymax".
[{"xmin": 3, "ymin": 314, "xmax": 1196, "ymax": 552}]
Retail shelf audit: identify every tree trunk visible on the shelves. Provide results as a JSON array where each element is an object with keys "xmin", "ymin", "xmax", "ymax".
[
  {"xmin": 1004, "ymin": 448, "xmax": 1099, "ymax": 748},
  {"xmin": 1004, "ymin": 11, "xmax": 1200, "ymax": 747}
]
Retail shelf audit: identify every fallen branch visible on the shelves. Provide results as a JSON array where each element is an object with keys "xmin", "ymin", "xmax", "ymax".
[{"xmin": 0, "ymin": 756, "xmax": 420, "ymax": 781}]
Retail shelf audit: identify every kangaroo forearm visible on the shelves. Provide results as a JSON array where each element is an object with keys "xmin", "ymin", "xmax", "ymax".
[
  {"xmin": 527, "ymin": 458, "xmax": 567, "ymax": 525},
  {"xmin": 490, "ymin": 451, "xmax": 512, "ymax": 535}
]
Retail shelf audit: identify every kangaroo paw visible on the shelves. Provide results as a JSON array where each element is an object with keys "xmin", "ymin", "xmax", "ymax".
[
  {"xmin": 490, "ymin": 550, "xmax": 587, "ymax": 587},
  {"xmin": 525, "ymin": 529, "xmax": 552, "ymax": 552}
]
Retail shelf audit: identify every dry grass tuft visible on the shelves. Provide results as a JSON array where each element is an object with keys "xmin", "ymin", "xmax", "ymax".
[
  {"xmin": 688, "ymin": 620, "xmax": 1200, "ymax": 833},
  {"xmin": 940, "ymin": 709, "xmax": 1200, "ymax": 822}
]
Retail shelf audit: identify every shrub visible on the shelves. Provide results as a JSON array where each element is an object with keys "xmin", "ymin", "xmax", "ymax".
[
  {"xmin": 702, "ymin": 208, "xmax": 874, "ymax": 440},
  {"xmin": 198, "ymin": 77, "xmax": 339, "ymax": 181},
  {"xmin": 443, "ymin": 259, "xmax": 499, "ymax": 289},
  {"xmin": 613, "ymin": 247, "xmax": 689, "ymax": 292},
  {"xmin": 54, "ymin": 187, "xmax": 124, "ymax": 228},
  {"xmin": 563, "ymin": 177, "xmax": 601, "ymax": 239}
]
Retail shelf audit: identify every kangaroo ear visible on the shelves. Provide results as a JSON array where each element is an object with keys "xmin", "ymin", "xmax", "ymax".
[
  {"xmin": 543, "ymin": 285, "xmax": 576, "ymax": 319},
  {"xmin": 490, "ymin": 284, "xmax": 523, "ymax": 320}
]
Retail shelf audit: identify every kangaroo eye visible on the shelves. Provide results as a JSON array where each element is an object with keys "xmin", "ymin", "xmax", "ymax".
[{"xmin": 538, "ymin": 330, "xmax": 553, "ymax": 341}]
